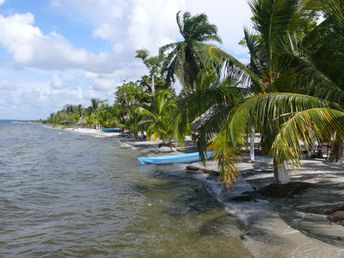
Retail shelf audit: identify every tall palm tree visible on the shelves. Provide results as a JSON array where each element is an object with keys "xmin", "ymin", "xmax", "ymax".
[{"xmin": 159, "ymin": 11, "xmax": 222, "ymax": 92}]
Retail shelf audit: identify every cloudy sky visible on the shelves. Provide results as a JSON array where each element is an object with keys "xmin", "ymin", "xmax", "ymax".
[{"xmin": 0, "ymin": 0, "xmax": 252, "ymax": 120}]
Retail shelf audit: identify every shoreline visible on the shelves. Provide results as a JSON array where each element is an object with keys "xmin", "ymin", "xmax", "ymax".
[
  {"xmin": 56, "ymin": 126, "xmax": 344, "ymax": 256},
  {"xmin": 187, "ymin": 158, "xmax": 344, "ymax": 256},
  {"xmin": 64, "ymin": 127, "xmax": 122, "ymax": 138}
]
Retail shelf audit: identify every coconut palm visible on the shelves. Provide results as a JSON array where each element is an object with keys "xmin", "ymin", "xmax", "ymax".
[
  {"xmin": 215, "ymin": 0, "xmax": 344, "ymax": 185},
  {"xmin": 208, "ymin": 92, "xmax": 344, "ymax": 185},
  {"xmin": 176, "ymin": 0, "xmax": 344, "ymax": 185},
  {"xmin": 159, "ymin": 11, "xmax": 222, "ymax": 92}
]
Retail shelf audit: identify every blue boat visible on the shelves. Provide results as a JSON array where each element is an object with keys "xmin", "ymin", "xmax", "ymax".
[
  {"xmin": 100, "ymin": 127, "xmax": 123, "ymax": 133},
  {"xmin": 138, "ymin": 151, "xmax": 213, "ymax": 165}
]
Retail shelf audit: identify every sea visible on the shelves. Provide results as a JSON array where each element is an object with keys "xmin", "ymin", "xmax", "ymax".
[
  {"xmin": 0, "ymin": 121, "xmax": 255, "ymax": 257},
  {"xmin": 0, "ymin": 120, "xmax": 343, "ymax": 257}
]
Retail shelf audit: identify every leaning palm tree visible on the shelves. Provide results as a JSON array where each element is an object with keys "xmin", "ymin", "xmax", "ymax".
[
  {"xmin": 213, "ymin": 0, "xmax": 344, "ymax": 185},
  {"xmin": 159, "ymin": 11, "xmax": 222, "ymax": 92},
  {"xmin": 176, "ymin": 0, "xmax": 344, "ymax": 185},
  {"xmin": 209, "ymin": 92, "xmax": 344, "ymax": 184}
]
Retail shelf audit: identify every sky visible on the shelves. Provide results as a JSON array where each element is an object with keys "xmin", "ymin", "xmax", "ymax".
[{"xmin": 0, "ymin": 0, "xmax": 252, "ymax": 120}]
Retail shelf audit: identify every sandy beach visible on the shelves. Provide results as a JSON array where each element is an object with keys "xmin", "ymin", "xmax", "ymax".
[{"xmin": 63, "ymin": 127, "xmax": 122, "ymax": 138}]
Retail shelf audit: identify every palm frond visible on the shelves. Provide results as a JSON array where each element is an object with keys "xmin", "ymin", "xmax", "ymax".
[
  {"xmin": 159, "ymin": 42, "xmax": 178, "ymax": 56},
  {"xmin": 213, "ymin": 93, "xmax": 337, "ymax": 185},
  {"xmin": 176, "ymin": 11, "xmax": 186, "ymax": 39},
  {"xmin": 208, "ymin": 130, "xmax": 240, "ymax": 186},
  {"xmin": 207, "ymin": 46, "xmax": 262, "ymax": 89},
  {"xmin": 226, "ymin": 92, "xmax": 335, "ymax": 142},
  {"xmin": 272, "ymin": 108, "xmax": 344, "ymax": 166},
  {"xmin": 243, "ymin": 28, "xmax": 262, "ymax": 79},
  {"xmin": 323, "ymin": 0, "xmax": 344, "ymax": 38},
  {"xmin": 249, "ymin": 0, "xmax": 300, "ymax": 71}
]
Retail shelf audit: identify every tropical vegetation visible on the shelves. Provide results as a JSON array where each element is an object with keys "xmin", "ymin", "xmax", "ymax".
[{"xmin": 46, "ymin": 0, "xmax": 344, "ymax": 186}]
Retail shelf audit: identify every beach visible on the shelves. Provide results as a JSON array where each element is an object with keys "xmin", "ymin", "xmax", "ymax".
[
  {"xmin": 64, "ymin": 127, "xmax": 122, "ymax": 138},
  {"xmin": 63, "ymin": 126, "xmax": 344, "ymax": 257},
  {"xmin": 189, "ymin": 158, "xmax": 344, "ymax": 257}
]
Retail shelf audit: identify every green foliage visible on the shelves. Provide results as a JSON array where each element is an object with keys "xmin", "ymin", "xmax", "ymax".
[
  {"xmin": 177, "ymin": 0, "xmax": 344, "ymax": 185},
  {"xmin": 46, "ymin": 104, "xmax": 84, "ymax": 126},
  {"xmin": 272, "ymin": 107, "xmax": 344, "ymax": 166},
  {"xmin": 46, "ymin": 4, "xmax": 343, "ymax": 188},
  {"xmin": 46, "ymin": 98, "xmax": 119, "ymax": 129},
  {"xmin": 159, "ymin": 11, "xmax": 222, "ymax": 92},
  {"xmin": 137, "ymin": 89, "xmax": 177, "ymax": 143},
  {"xmin": 135, "ymin": 49, "xmax": 171, "ymax": 94},
  {"xmin": 114, "ymin": 81, "xmax": 148, "ymax": 136}
]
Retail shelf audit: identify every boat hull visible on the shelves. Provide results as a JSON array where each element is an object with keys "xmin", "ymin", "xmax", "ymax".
[
  {"xmin": 100, "ymin": 127, "xmax": 123, "ymax": 133},
  {"xmin": 138, "ymin": 151, "xmax": 213, "ymax": 165}
]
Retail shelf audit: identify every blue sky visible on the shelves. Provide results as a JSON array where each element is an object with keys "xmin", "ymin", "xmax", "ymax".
[{"xmin": 0, "ymin": 0, "xmax": 252, "ymax": 120}]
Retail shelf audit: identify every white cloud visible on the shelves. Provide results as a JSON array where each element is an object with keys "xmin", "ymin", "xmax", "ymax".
[
  {"xmin": 185, "ymin": 1, "xmax": 252, "ymax": 56},
  {"xmin": 0, "ymin": 13, "xmax": 116, "ymax": 72},
  {"xmin": 0, "ymin": 1, "xmax": 253, "ymax": 119},
  {"xmin": 92, "ymin": 23, "xmax": 117, "ymax": 40},
  {"xmin": 0, "ymin": 79, "xmax": 14, "ymax": 91},
  {"xmin": 84, "ymin": 72, "xmax": 116, "ymax": 92},
  {"xmin": 0, "ymin": 73, "xmax": 115, "ymax": 119},
  {"xmin": 50, "ymin": 75, "xmax": 64, "ymax": 89},
  {"xmin": 0, "ymin": 0, "xmax": 5, "ymax": 6},
  {"xmin": 50, "ymin": 73, "xmax": 76, "ymax": 90},
  {"xmin": 51, "ymin": 0, "xmax": 251, "ymax": 57},
  {"xmin": 0, "ymin": 1, "xmax": 251, "ymax": 73}
]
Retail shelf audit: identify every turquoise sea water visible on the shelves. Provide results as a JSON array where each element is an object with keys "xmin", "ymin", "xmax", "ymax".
[{"xmin": 0, "ymin": 122, "xmax": 253, "ymax": 257}]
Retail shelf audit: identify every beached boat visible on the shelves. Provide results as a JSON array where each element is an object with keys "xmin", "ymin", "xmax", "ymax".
[
  {"xmin": 100, "ymin": 127, "xmax": 123, "ymax": 133},
  {"xmin": 138, "ymin": 151, "xmax": 213, "ymax": 165}
]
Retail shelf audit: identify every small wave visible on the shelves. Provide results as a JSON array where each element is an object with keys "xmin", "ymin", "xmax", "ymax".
[
  {"xmin": 195, "ymin": 173, "xmax": 282, "ymax": 227},
  {"xmin": 119, "ymin": 142, "xmax": 138, "ymax": 150}
]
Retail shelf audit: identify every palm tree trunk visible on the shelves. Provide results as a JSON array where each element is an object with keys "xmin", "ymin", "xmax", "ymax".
[
  {"xmin": 329, "ymin": 141, "xmax": 344, "ymax": 162},
  {"xmin": 250, "ymin": 125, "xmax": 255, "ymax": 162},
  {"xmin": 151, "ymin": 75, "xmax": 155, "ymax": 96},
  {"xmin": 273, "ymin": 158, "xmax": 290, "ymax": 184}
]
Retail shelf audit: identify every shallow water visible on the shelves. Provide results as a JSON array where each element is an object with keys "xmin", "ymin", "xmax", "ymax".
[
  {"xmin": 0, "ymin": 122, "xmax": 253, "ymax": 257},
  {"xmin": 1, "ymin": 122, "xmax": 344, "ymax": 257}
]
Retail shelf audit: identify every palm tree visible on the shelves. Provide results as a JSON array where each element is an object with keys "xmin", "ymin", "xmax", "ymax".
[
  {"xmin": 159, "ymin": 11, "xmax": 222, "ymax": 92},
  {"xmin": 218, "ymin": 0, "xmax": 344, "ymax": 184},
  {"xmin": 87, "ymin": 98, "xmax": 107, "ymax": 129},
  {"xmin": 137, "ymin": 89, "xmax": 177, "ymax": 147},
  {"xmin": 175, "ymin": 0, "xmax": 344, "ymax": 185},
  {"xmin": 209, "ymin": 92, "xmax": 343, "ymax": 184}
]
